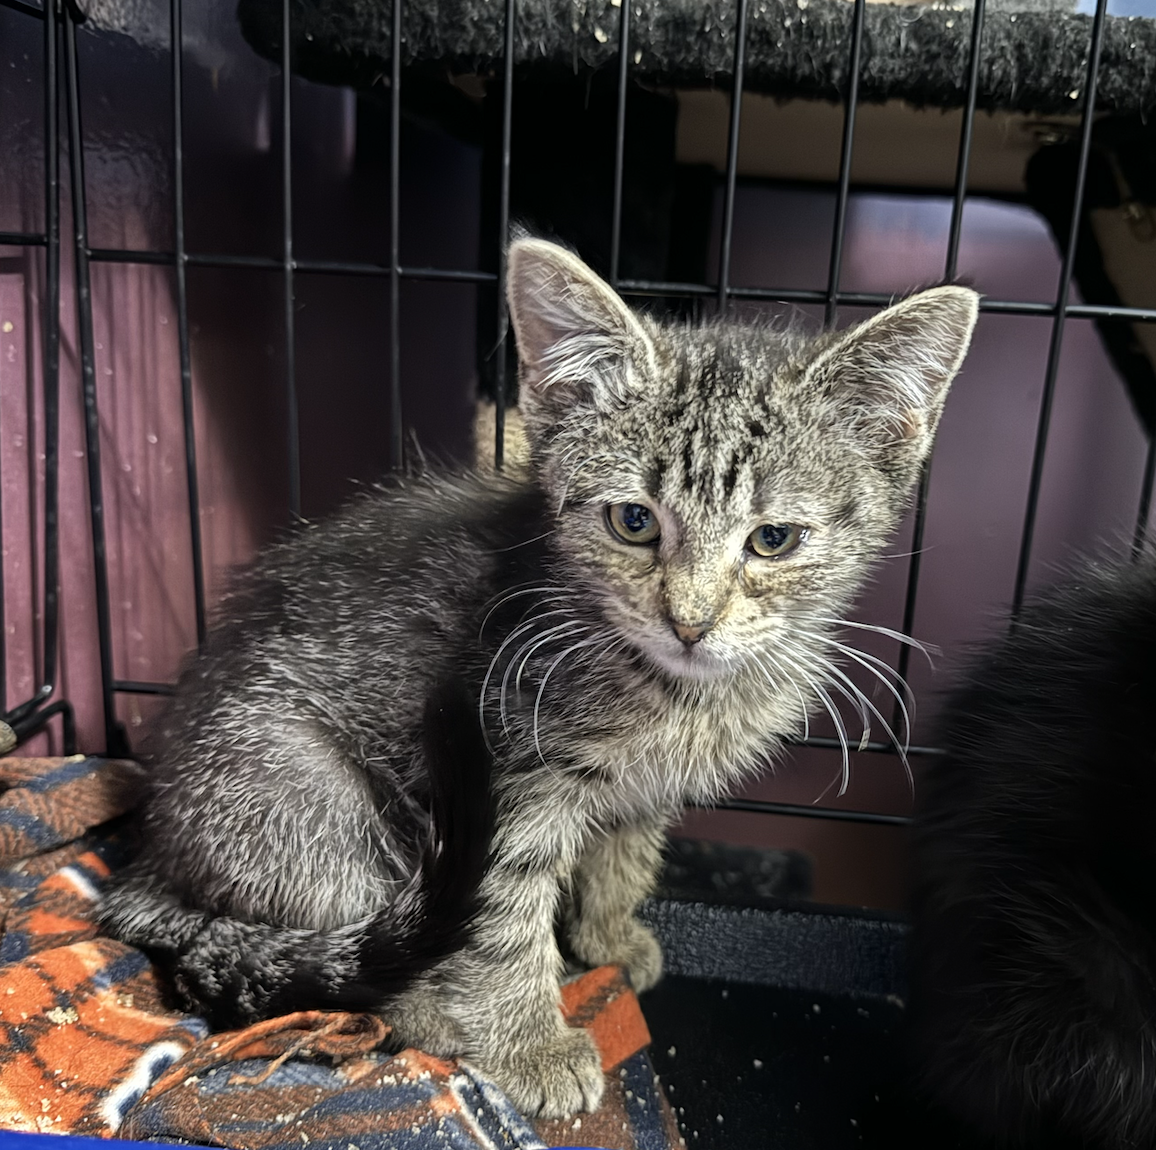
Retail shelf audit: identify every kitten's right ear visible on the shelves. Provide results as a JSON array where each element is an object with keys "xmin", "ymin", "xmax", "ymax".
[{"xmin": 506, "ymin": 239, "xmax": 654, "ymax": 424}]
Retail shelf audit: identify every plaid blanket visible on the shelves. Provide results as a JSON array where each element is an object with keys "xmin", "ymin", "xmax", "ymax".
[{"xmin": 0, "ymin": 756, "xmax": 680, "ymax": 1150}]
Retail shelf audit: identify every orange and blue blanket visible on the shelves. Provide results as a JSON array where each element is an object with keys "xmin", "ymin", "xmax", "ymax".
[{"xmin": 0, "ymin": 755, "xmax": 679, "ymax": 1150}]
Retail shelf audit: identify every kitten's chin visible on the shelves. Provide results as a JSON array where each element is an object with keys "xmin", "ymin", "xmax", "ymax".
[{"xmin": 634, "ymin": 637, "xmax": 732, "ymax": 683}]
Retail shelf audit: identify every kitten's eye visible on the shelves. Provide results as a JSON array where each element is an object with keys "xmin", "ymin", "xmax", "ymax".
[
  {"xmin": 747, "ymin": 523, "xmax": 806, "ymax": 558},
  {"xmin": 606, "ymin": 502, "xmax": 661, "ymax": 545}
]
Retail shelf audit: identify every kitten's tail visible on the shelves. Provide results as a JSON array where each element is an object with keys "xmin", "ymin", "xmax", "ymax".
[{"xmin": 100, "ymin": 678, "xmax": 494, "ymax": 1030}]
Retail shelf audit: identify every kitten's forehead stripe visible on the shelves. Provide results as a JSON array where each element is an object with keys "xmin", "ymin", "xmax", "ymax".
[
  {"xmin": 722, "ymin": 453, "xmax": 741, "ymax": 500},
  {"xmin": 646, "ymin": 459, "xmax": 667, "ymax": 497},
  {"xmin": 642, "ymin": 329, "xmax": 787, "ymax": 513},
  {"xmin": 679, "ymin": 441, "xmax": 696, "ymax": 496}
]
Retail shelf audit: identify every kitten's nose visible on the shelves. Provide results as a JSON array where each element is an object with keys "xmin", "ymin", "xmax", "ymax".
[{"xmin": 671, "ymin": 619, "xmax": 711, "ymax": 646}]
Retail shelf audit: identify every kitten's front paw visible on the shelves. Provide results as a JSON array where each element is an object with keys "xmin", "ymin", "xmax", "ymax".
[
  {"xmin": 485, "ymin": 1026, "xmax": 604, "ymax": 1118},
  {"xmin": 573, "ymin": 918, "xmax": 664, "ymax": 993}
]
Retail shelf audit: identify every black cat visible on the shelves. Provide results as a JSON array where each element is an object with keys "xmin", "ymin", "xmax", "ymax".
[{"xmin": 909, "ymin": 558, "xmax": 1156, "ymax": 1149}]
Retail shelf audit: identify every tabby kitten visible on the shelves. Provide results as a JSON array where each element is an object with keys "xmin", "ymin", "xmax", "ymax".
[
  {"xmin": 102, "ymin": 238, "xmax": 978, "ymax": 1118},
  {"xmin": 909, "ymin": 558, "xmax": 1156, "ymax": 1149}
]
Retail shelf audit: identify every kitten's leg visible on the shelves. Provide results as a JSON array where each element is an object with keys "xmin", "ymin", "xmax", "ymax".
[
  {"xmin": 445, "ymin": 858, "xmax": 604, "ymax": 1118},
  {"xmin": 566, "ymin": 817, "xmax": 666, "ymax": 993}
]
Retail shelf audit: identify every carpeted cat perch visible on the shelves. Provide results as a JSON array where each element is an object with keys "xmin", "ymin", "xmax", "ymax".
[
  {"xmin": 234, "ymin": 0, "xmax": 1156, "ymax": 421},
  {"xmin": 237, "ymin": 0, "xmax": 1156, "ymax": 116}
]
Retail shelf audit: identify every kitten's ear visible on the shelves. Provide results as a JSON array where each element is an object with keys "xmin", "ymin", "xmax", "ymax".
[
  {"xmin": 506, "ymin": 238, "xmax": 654, "ymax": 423},
  {"xmin": 808, "ymin": 285, "xmax": 979, "ymax": 463}
]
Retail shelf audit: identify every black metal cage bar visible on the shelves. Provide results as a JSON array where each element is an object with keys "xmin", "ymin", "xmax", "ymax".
[
  {"xmin": 1011, "ymin": 0, "xmax": 1111, "ymax": 618},
  {"xmin": 65, "ymin": 5, "xmax": 126, "ymax": 756},
  {"xmin": 39, "ymin": 0, "xmax": 62, "ymax": 719},
  {"xmin": 281, "ymin": 0, "xmax": 301, "ymax": 517},
  {"xmin": 171, "ymin": 0, "xmax": 207, "ymax": 648},
  {"xmin": 491, "ymin": 0, "xmax": 517, "ymax": 470},
  {"xmin": 608, "ymin": 0, "xmax": 631, "ymax": 287},
  {"xmin": 716, "ymin": 0, "xmax": 749, "ymax": 314},
  {"xmin": 824, "ymin": 0, "xmax": 866, "ymax": 328},
  {"xmin": 0, "ymin": 0, "xmax": 1148, "ymax": 833},
  {"xmin": 944, "ymin": 0, "xmax": 987, "ymax": 283},
  {"xmin": 892, "ymin": 0, "xmax": 988, "ymax": 729},
  {"xmin": 389, "ymin": 0, "xmax": 405, "ymax": 470},
  {"xmin": 44, "ymin": 244, "xmax": 1156, "ymax": 324}
]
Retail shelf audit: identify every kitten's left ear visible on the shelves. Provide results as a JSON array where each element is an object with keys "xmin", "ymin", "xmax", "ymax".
[
  {"xmin": 506, "ymin": 238, "xmax": 655, "ymax": 423},
  {"xmin": 807, "ymin": 285, "xmax": 980, "ymax": 463}
]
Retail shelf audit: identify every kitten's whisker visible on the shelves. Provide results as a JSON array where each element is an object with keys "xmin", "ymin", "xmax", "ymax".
[
  {"xmin": 484, "ymin": 618, "xmax": 547, "ymax": 692},
  {"xmin": 800, "ymin": 631, "xmax": 915, "ymax": 743},
  {"xmin": 807, "ymin": 636, "xmax": 918, "ymax": 787},
  {"xmin": 822, "ymin": 675, "xmax": 873, "ymax": 754},
  {"xmin": 486, "ymin": 529, "xmax": 556, "ymax": 554},
  {"xmin": 803, "ymin": 630, "xmax": 909, "ymax": 686},
  {"xmin": 511, "ymin": 622, "xmax": 589, "ymax": 696},
  {"xmin": 811, "ymin": 681, "xmax": 852, "ymax": 798},
  {"xmin": 815, "ymin": 655, "xmax": 884, "ymax": 738},
  {"xmin": 511, "ymin": 596, "xmax": 578, "ymax": 634},
  {"xmin": 752, "ymin": 653, "xmax": 810, "ymax": 742},
  {"xmin": 788, "ymin": 669, "xmax": 811, "ymax": 742},
  {"xmin": 851, "ymin": 654, "xmax": 914, "ymax": 747},
  {"xmin": 822, "ymin": 637, "xmax": 915, "ymax": 708},
  {"xmin": 842, "ymin": 651, "xmax": 914, "ymax": 748},
  {"xmin": 501, "ymin": 621, "xmax": 586, "ymax": 734},
  {"xmin": 776, "ymin": 645, "xmax": 851, "ymax": 794},
  {"xmin": 532, "ymin": 637, "xmax": 604, "ymax": 769},
  {"xmin": 481, "ymin": 612, "xmax": 570, "ymax": 738},
  {"xmin": 812, "ymin": 759, "xmax": 848, "ymax": 808},
  {"xmin": 478, "ymin": 583, "xmax": 566, "ymax": 638},
  {"xmin": 506, "ymin": 605, "xmax": 577, "ymax": 643},
  {"xmin": 814, "ymin": 654, "xmax": 912, "ymax": 794},
  {"xmin": 480, "ymin": 580, "xmax": 554, "ymax": 610},
  {"xmin": 821, "ymin": 617, "xmax": 937, "ymax": 668},
  {"xmin": 797, "ymin": 646, "xmax": 872, "ymax": 748}
]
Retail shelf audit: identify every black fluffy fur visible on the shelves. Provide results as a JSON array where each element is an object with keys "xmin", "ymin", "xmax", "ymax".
[
  {"xmin": 908, "ymin": 558, "xmax": 1156, "ymax": 1150},
  {"xmin": 103, "ymin": 678, "xmax": 494, "ymax": 1030}
]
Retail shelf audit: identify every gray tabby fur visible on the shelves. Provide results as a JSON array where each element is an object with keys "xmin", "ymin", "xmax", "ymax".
[{"xmin": 100, "ymin": 238, "xmax": 978, "ymax": 1117}]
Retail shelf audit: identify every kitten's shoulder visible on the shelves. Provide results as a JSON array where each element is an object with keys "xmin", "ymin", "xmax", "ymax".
[
  {"xmin": 310, "ymin": 468, "xmax": 541, "ymax": 547},
  {"xmin": 209, "ymin": 468, "xmax": 547, "ymax": 631},
  {"xmin": 249, "ymin": 469, "xmax": 541, "ymax": 571}
]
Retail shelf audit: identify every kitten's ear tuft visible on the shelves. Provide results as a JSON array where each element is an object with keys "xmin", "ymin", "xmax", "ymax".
[
  {"xmin": 809, "ymin": 285, "xmax": 979, "ymax": 461},
  {"xmin": 506, "ymin": 239, "xmax": 653, "ymax": 422}
]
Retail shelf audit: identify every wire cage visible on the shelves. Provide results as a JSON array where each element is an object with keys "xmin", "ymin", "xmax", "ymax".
[
  {"xmin": 2, "ymin": 0, "xmax": 1156, "ymax": 1143},
  {"xmin": 3, "ymin": 0, "xmax": 1154, "ymax": 841}
]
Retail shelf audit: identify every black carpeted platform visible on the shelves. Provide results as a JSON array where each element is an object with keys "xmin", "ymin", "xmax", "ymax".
[
  {"xmin": 642, "ymin": 900, "xmax": 987, "ymax": 1149},
  {"xmin": 640, "ymin": 897, "xmax": 905, "ymax": 1000},
  {"xmin": 238, "ymin": 0, "xmax": 1156, "ymax": 116}
]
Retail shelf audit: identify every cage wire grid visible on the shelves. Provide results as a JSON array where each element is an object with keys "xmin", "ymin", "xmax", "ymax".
[{"xmin": 0, "ymin": 0, "xmax": 1152, "ymax": 832}]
